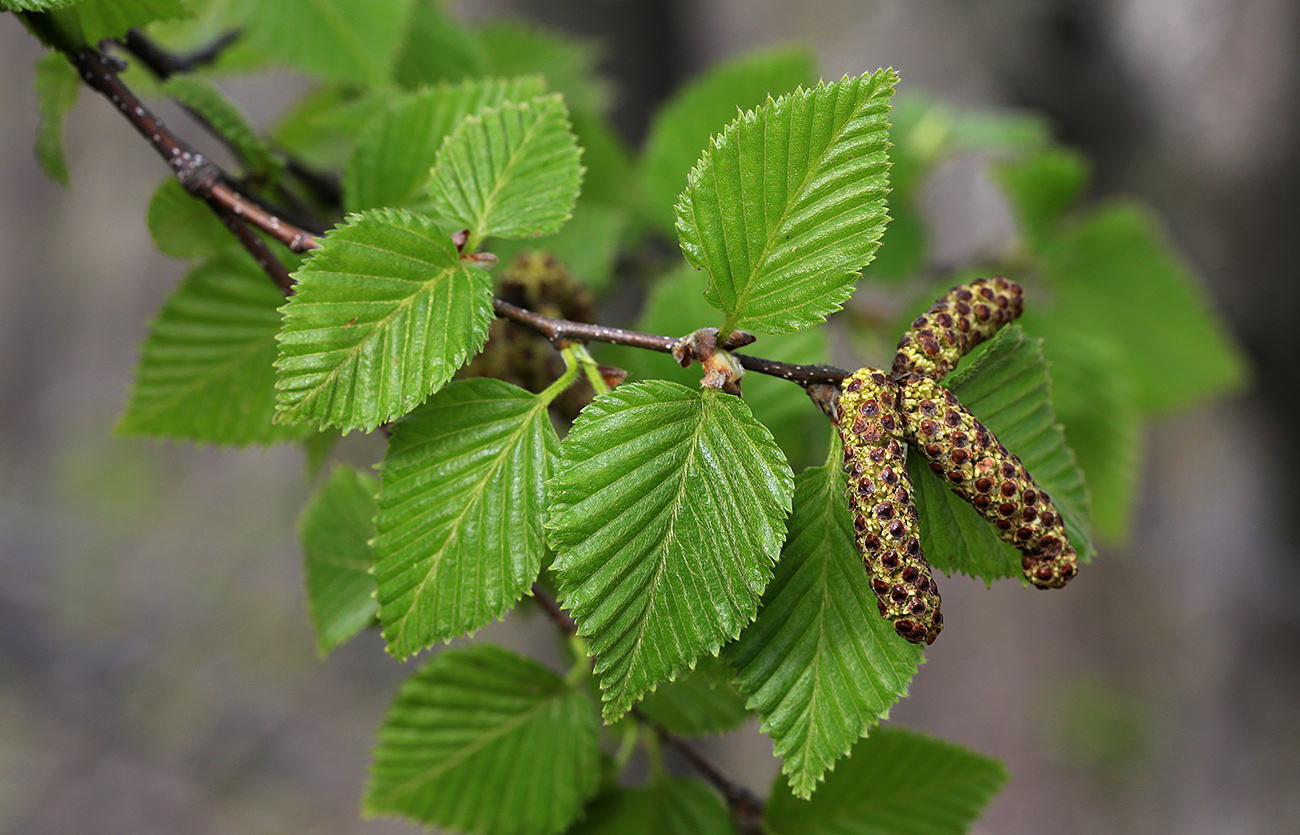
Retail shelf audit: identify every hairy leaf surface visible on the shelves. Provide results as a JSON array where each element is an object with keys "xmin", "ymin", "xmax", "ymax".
[
  {"xmin": 910, "ymin": 326, "xmax": 1092, "ymax": 584},
  {"xmin": 344, "ymin": 76, "xmax": 546, "ymax": 213},
  {"xmin": 766, "ymin": 727, "xmax": 1007, "ymax": 835},
  {"xmin": 568, "ymin": 779, "xmax": 733, "ymax": 835},
  {"xmin": 641, "ymin": 46, "xmax": 816, "ymax": 234},
  {"xmin": 548, "ymin": 381, "xmax": 794, "ymax": 720},
  {"xmin": 274, "ymin": 208, "xmax": 494, "ymax": 432},
  {"xmin": 33, "ymin": 50, "xmax": 79, "ymax": 186},
  {"xmin": 426, "ymin": 95, "xmax": 583, "ymax": 243},
  {"xmin": 725, "ymin": 438, "xmax": 924, "ymax": 797},
  {"xmin": 374, "ymin": 379, "xmax": 557, "ymax": 659},
  {"xmin": 675, "ymin": 70, "xmax": 896, "ymax": 334},
  {"xmin": 364, "ymin": 644, "xmax": 600, "ymax": 835},
  {"xmin": 299, "ymin": 465, "xmax": 379, "ymax": 656},
  {"xmin": 117, "ymin": 251, "xmax": 308, "ymax": 445}
]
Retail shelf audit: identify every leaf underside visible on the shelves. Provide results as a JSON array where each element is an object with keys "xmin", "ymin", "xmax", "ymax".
[
  {"xmin": 675, "ymin": 69, "xmax": 897, "ymax": 334},
  {"xmin": 274, "ymin": 208, "xmax": 494, "ymax": 432},
  {"xmin": 374, "ymin": 379, "xmax": 557, "ymax": 659},
  {"xmin": 299, "ymin": 465, "xmax": 380, "ymax": 656},
  {"xmin": 548, "ymin": 381, "xmax": 794, "ymax": 720}
]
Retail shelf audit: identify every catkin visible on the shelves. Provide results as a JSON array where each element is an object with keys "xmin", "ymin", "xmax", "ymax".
[
  {"xmin": 838, "ymin": 369, "xmax": 943, "ymax": 644},
  {"xmin": 892, "ymin": 277, "xmax": 1025, "ymax": 380},
  {"xmin": 897, "ymin": 374, "xmax": 1078, "ymax": 589}
]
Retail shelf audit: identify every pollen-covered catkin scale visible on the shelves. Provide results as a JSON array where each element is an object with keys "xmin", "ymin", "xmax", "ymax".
[
  {"xmin": 838, "ymin": 369, "xmax": 943, "ymax": 645},
  {"xmin": 897, "ymin": 375, "xmax": 1078, "ymax": 589},
  {"xmin": 892, "ymin": 277, "xmax": 1025, "ymax": 380}
]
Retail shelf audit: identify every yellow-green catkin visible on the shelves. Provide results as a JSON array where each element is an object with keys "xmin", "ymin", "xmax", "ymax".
[
  {"xmin": 838, "ymin": 368, "xmax": 943, "ymax": 644},
  {"xmin": 892, "ymin": 277, "xmax": 1025, "ymax": 380},
  {"xmin": 897, "ymin": 375, "xmax": 1078, "ymax": 589}
]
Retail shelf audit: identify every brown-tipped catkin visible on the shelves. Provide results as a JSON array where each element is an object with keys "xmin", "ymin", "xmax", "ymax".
[
  {"xmin": 892, "ymin": 277, "xmax": 1025, "ymax": 380},
  {"xmin": 838, "ymin": 368, "xmax": 943, "ymax": 644}
]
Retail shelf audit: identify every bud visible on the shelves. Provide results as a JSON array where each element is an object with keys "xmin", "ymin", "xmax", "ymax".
[
  {"xmin": 897, "ymin": 375, "xmax": 1078, "ymax": 589},
  {"xmin": 892, "ymin": 277, "xmax": 1024, "ymax": 380},
  {"xmin": 838, "ymin": 369, "xmax": 943, "ymax": 644}
]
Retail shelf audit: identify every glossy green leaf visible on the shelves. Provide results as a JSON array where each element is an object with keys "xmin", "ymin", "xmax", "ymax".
[
  {"xmin": 146, "ymin": 178, "xmax": 232, "ymax": 260},
  {"xmin": 162, "ymin": 74, "xmax": 278, "ymax": 179},
  {"xmin": 299, "ymin": 465, "xmax": 379, "ymax": 656},
  {"xmin": 235, "ymin": 0, "xmax": 414, "ymax": 85},
  {"xmin": 374, "ymin": 379, "xmax": 558, "ymax": 659},
  {"xmin": 274, "ymin": 208, "xmax": 494, "ymax": 432},
  {"xmin": 32, "ymin": 50, "xmax": 79, "ymax": 186},
  {"xmin": 1040, "ymin": 201, "xmax": 1248, "ymax": 414},
  {"xmin": 725, "ymin": 438, "xmax": 924, "ymax": 798},
  {"xmin": 909, "ymin": 326, "xmax": 1093, "ymax": 584},
  {"xmin": 676, "ymin": 70, "xmax": 896, "ymax": 334},
  {"xmin": 567, "ymin": 779, "xmax": 732, "ymax": 835},
  {"xmin": 427, "ymin": 95, "xmax": 584, "ymax": 244},
  {"xmin": 116, "ymin": 251, "xmax": 308, "ymax": 446},
  {"xmin": 641, "ymin": 46, "xmax": 816, "ymax": 235},
  {"xmin": 344, "ymin": 76, "xmax": 547, "ymax": 213},
  {"xmin": 548, "ymin": 381, "xmax": 794, "ymax": 720},
  {"xmin": 766, "ymin": 727, "xmax": 1008, "ymax": 835},
  {"xmin": 364, "ymin": 644, "xmax": 601, "ymax": 835},
  {"xmin": 636, "ymin": 655, "xmax": 752, "ymax": 737}
]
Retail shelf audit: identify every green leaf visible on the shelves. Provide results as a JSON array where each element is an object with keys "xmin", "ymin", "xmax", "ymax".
[
  {"xmin": 116, "ymin": 250, "xmax": 309, "ymax": 446},
  {"xmin": 146, "ymin": 178, "xmax": 233, "ymax": 260},
  {"xmin": 548, "ymin": 381, "xmax": 794, "ymax": 721},
  {"xmin": 393, "ymin": 0, "xmax": 489, "ymax": 88},
  {"xmin": 374, "ymin": 379, "xmax": 558, "ymax": 659},
  {"xmin": 427, "ymin": 95, "xmax": 584, "ymax": 245},
  {"xmin": 636, "ymin": 656, "xmax": 752, "ymax": 737},
  {"xmin": 766, "ymin": 727, "xmax": 1008, "ymax": 835},
  {"xmin": 725, "ymin": 438, "xmax": 924, "ymax": 798},
  {"xmin": 479, "ymin": 22, "xmax": 611, "ymax": 115},
  {"xmin": 3, "ymin": 0, "xmax": 79, "ymax": 10},
  {"xmin": 32, "ymin": 50, "xmax": 79, "ymax": 187},
  {"xmin": 676, "ymin": 70, "xmax": 897, "ymax": 334},
  {"xmin": 299, "ymin": 465, "xmax": 379, "ymax": 656},
  {"xmin": 567, "ymin": 779, "xmax": 732, "ymax": 835},
  {"xmin": 641, "ymin": 46, "xmax": 816, "ymax": 235},
  {"xmin": 162, "ymin": 75, "xmax": 279, "ymax": 180},
  {"xmin": 1040, "ymin": 201, "xmax": 1248, "ymax": 414},
  {"xmin": 344, "ymin": 76, "xmax": 547, "ymax": 213},
  {"xmin": 274, "ymin": 208, "xmax": 495, "ymax": 432},
  {"xmin": 486, "ymin": 199, "xmax": 629, "ymax": 295},
  {"xmin": 32, "ymin": 0, "xmax": 191, "ymax": 44},
  {"xmin": 235, "ymin": 0, "xmax": 414, "ymax": 85},
  {"xmin": 364, "ymin": 643, "xmax": 601, "ymax": 835},
  {"xmin": 909, "ymin": 326, "xmax": 1093, "ymax": 584},
  {"xmin": 996, "ymin": 148, "xmax": 1090, "ymax": 248}
]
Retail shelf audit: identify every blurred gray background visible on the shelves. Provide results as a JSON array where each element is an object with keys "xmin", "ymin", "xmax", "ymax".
[{"xmin": 2, "ymin": 1, "xmax": 1299, "ymax": 833}]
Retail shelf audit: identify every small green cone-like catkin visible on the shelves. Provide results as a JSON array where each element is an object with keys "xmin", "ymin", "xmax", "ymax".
[
  {"xmin": 892, "ymin": 277, "xmax": 1025, "ymax": 380},
  {"xmin": 897, "ymin": 375, "xmax": 1078, "ymax": 589},
  {"xmin": 838, "ymin": 369, "xmax": 943, "ymax": 644}
]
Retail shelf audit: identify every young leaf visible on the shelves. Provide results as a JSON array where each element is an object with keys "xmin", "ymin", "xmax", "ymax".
[
  {"xmin": 479, "ymin": 22, "xmax": 611, "ymax": 115},
  {"xmin": 32, "ymin": 50, "xmax": 79, "ymax": 186},
  {"xmin": 162, "ymin": 75, "xmax": 279, "ymax": 180},
  {"xmin": 299, "ymin": 465, "xmax": 379, "ymax": 656},
  {"xmin": 724, "ymin": 436, "xmax": 924, "ymax": 798},
  {"xmin": 116, "ymin": 250, "xmax": 309, "ymax": 446},
  {"xmin": 909, "ymin": 326, "xmax": 1092, "ymax": 584},
  {"xmin": 426, "ymin": 95, "xmax": 583, "ymax": 244},
  {"xmin": 567, "ymin": 779, "xmax": 733, "ymax": 835},
  {"xmin": 635, "ymin": 655, "xmax": 752, "ymax": 737},
  {"xmin": 374, "ymin": 379, "xmax": 558, "ymax": 659},
  {"xmin": 392, "ymin": 0, "xmax": 489, "ymax": 88},
  {"xmin": 344, "ymin": 76, "xmax": 547, "ymax": 213},
  {"xmin": 364, "ymin": 643, "xmax": 601, "ymax": 835},
  {"xmin": 641, "ymin": 46, "xmax": 817, "ymax": 234},
  {"xmin": 675, "ymin": 70, "xmax": 896, "ymax": 335},
  {"xmin": 1040, "ymin": 201, "xmax": 1248, "ymax": 414},
  {"xmin": 274, "ymin": 208, "xmax": 495, "ymax": 432},
  {"xmin": 765, "ymin": 727, "xmax": 1008, "ymax": 835},
  {"xmin": 147, "ymin": 178, "xmax": 233, "ymax": 260},
  {"xmin": 234, "ymin": 0, "xmax": 415, "ymax": 86},
  {"xmin": 548, "ymin": 381, "xmax": 794, "ymax": 721}
]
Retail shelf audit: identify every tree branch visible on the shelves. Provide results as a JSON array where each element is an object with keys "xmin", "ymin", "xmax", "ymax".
[{"xmin": 121, "ymin": 28, "xmax": 241, "ymax": 80}]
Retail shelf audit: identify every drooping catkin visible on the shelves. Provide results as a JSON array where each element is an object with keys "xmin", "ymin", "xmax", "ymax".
[
  {"xmin": 897, "ymin": 374, "xmax": 1078, "ymax": 589},
  {"xmin": 838, "ymin": 369, "xmax": 943, "ymax": 644},
  {"xmin": 892, "ymin": 277, "xmax": 1025, "ymax": 380}
]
